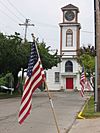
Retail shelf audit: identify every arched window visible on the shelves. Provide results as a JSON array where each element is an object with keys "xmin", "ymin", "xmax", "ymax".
[
  {"xmin": 65, "ymin": 61, "xmax": 73, "ymax": 72},
  {"xmin": 66, "ymin": 29, "xmax": 73, "ymax": 46}
]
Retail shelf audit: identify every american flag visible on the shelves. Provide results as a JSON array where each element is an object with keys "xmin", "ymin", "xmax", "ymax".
[
  {"xmin": 18, "ymin": 42, "xmax": 45, "ymax": 124},
  {"xmin": 90, "ymin": 74, "xmax": 94, "ymax": 87},
  {"xmin": 85, "ymin": 79, "xmax": 91, "ymax": 91},
  {"xmin": 80, "ymin": 66, "xmax": 86, "ymax": 97}
]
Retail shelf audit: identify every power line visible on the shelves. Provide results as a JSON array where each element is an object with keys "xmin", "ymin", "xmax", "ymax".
[
  {"xmin": 0, "ymin": 1, "xmax": 94, "ymax": 39},
  {"xmin": 0, "ymin": 8, "xmax": 18, "ymax": 24},
  {"xmin": 6, "ymin": 0, "xmax": 26, "ymax": 19},
  {"xmin": 33, "ymin": 20, "xmax": 94, "ymax": 34},
  {"xmin": 0, "ymin": 0, "xmax": 94, "ymax": 35},
  {"xmin": 0, "ymin": 0, "xmax": 23, "ymax": 22},
  {"xmin": 0, "ymin": 0, "xmax": 94, "ymax": 36},
  {"xmin": 34, "ymin": 21, "xmax": 59, "ymax": 28}
]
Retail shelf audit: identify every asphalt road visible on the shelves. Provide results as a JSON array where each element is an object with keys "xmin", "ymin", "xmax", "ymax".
[{"xmin": 0, "ymin": 91, "xmax": 87, "ymax": 133}]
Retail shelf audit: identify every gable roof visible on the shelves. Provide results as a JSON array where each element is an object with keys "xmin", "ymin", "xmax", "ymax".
[{"xmin": 61, "ymin": 4, "xmax": 79, "ymax": 12}]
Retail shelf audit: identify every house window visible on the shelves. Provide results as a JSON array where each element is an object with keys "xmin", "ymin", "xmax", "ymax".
[
  {"xmin": 66, "ymin": 29, "xmax": 73, "ymax": 46},
  {"xmin": 55, "ymin": 72, "xmax": 60, "ymax": 82},
  {"xmin": 65, "ymin": 61, "xmax": 73, "ymax": 72}
]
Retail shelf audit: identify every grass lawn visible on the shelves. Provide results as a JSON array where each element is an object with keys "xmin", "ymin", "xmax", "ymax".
[{"xmin": 82, "ymin": 96, "xmax": 100, "ymax": 118}]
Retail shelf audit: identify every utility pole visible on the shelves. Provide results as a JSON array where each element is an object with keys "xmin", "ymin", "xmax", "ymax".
[
  {"xmin": 94, "ymin": 0, "xmax": 98, "ymax": 112},
  {"xmin": 19, "ymin": 19, "xmax": 34, "ymax": 42},
  {"xmin": 94, "ymin": 0, "xmax": 100, "ymax": 112}
]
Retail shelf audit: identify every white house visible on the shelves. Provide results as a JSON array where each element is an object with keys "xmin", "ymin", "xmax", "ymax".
[{"xmin": 46, "ymin": 4, "xmax": 81, "ymax": 91}]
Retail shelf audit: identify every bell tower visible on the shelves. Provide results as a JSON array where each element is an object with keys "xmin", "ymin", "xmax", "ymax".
[
  {"xmin": 59, "ymin": 4, "xmax": 81, "ymax": 90},
  {"xmin": 59, "ymin": 4, "xmax": 81, "ymax": 56}
]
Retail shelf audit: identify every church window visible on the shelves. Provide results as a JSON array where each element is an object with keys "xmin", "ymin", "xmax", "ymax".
[
  {"xmin": 65, "ymin": 61, "xmax": 73, "ymax": 72},
  {"xmin": 66, "ymin": 29, "xmax": 73, "ymax": 46},
  {"xmin": 55, "ymin": 72, "xmax": 60, "ymax": 82}
]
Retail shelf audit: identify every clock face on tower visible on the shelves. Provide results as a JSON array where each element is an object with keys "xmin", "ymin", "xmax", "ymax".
[{"xmin": 65, "ymin": 11, "xmax": 75, "ymax": 21}]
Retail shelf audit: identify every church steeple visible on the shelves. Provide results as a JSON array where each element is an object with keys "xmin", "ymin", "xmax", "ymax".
[
  {"xmin": 59, "ymin": 4, "xmax": 81, "ymax": 56},
  {"xmin": 61, "ymin": 4, "xmax": 79, "ymax": 23}
]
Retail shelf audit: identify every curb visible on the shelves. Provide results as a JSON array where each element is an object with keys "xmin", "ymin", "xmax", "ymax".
[
  {"xmin": 78, "ymin": 111, "xmax": 85, "ymax": 119},
  {"xmin": 77, "ymin": 96, "xmax": 91, "ymax": 119}
]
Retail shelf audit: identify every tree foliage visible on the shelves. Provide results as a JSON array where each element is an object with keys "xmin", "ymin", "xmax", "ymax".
[
  {"xmin": 77, "ymin": 45, "xmax": 95, "ymax": 73},
  {"xmin": 36, "ymin": 40, "xmax": 60, "ymax": 69},
  {"xmin": 0, "ymin": 33, "xmax": 60, "ymax": 89},
  {"xmin": 0, "ymin": 32, "xmax": 30, "ymax": 88}
]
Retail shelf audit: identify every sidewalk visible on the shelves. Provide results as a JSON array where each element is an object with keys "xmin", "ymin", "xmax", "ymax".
[{"xmin": 69, "ymin": 117, "xmax": 100, "ymax": 133}]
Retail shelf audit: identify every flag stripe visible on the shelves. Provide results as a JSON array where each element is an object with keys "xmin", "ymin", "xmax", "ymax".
[
  {"xmin": 80, "ymin": 82, "xmax": 84, "ymax": 97},
  {"xmin": 20, "ymin": 73, "xmax": 42, "ymax": 113},
  {"xmin": 23, "ymin": 59, "xmax": 40, "ymax": 91},
  {"xmin": 19, "ymin": 69, "xmax": 43, "ymax": 114},
  {"xmin": 19, "ymin": 100, "xmax": 32, "ymax": 124},
  {"xmin": 19, "ymin": 76, "xmax": 43, "ymax": 123},
  {"xmin": 85, "ymin": 79, "xmax": 93, "ymax": 91},
  {"xmin": 21, "ymin": 63, "xmax": 42, "ymax": 103},
  {"xmin": 18, "ymin": 42, "xmax": 45, "ymax": 124},
  {"xmin": 19, "ymin": 105, "xmax": 32, "ymax": 124},
  {"xmin": 19, "ymin": 98, "xmax": 32, "ymax": 122},
  {"xmin": 19, "ymin": 93, "xmax": 32, "ymax": 117},
  {"xmin": 80, "ymin": 66, "xmax": 86, "ymax": 97}
]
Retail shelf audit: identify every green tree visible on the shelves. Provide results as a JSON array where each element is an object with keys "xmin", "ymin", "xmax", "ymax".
[
  {"xmin": 0, "ymin": 32, "xmax": 30, "ymax": 89},
  {"xmin": 37, "ymin": 41, "xmax": 60, "ymax": 69},
  {"xmin": 0, "ymin": 33, "xmax": 60, "ymax": 90},
  {"xmin": 77, "ymin": 45, "xmax": 95, "ymax": 74}
]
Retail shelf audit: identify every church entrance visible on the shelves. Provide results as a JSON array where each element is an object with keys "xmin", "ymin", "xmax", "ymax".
[{"xmin": 66, "ymin": 78, "xmax": 73, "ymax": 89}]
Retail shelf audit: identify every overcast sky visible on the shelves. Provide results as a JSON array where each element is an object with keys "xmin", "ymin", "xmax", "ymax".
[{"xmin": 0, "ymin": 0, "xmax": 94, "ymax": 50}]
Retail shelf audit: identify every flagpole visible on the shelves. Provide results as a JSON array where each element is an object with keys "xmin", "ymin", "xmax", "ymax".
[
  {"xmin": 31, "ymin": 34, "xmax": 60, "ymax": 133},
  {"xmin": 44, "ymin": 81, "xmax": 60, "ymax": 133}
]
